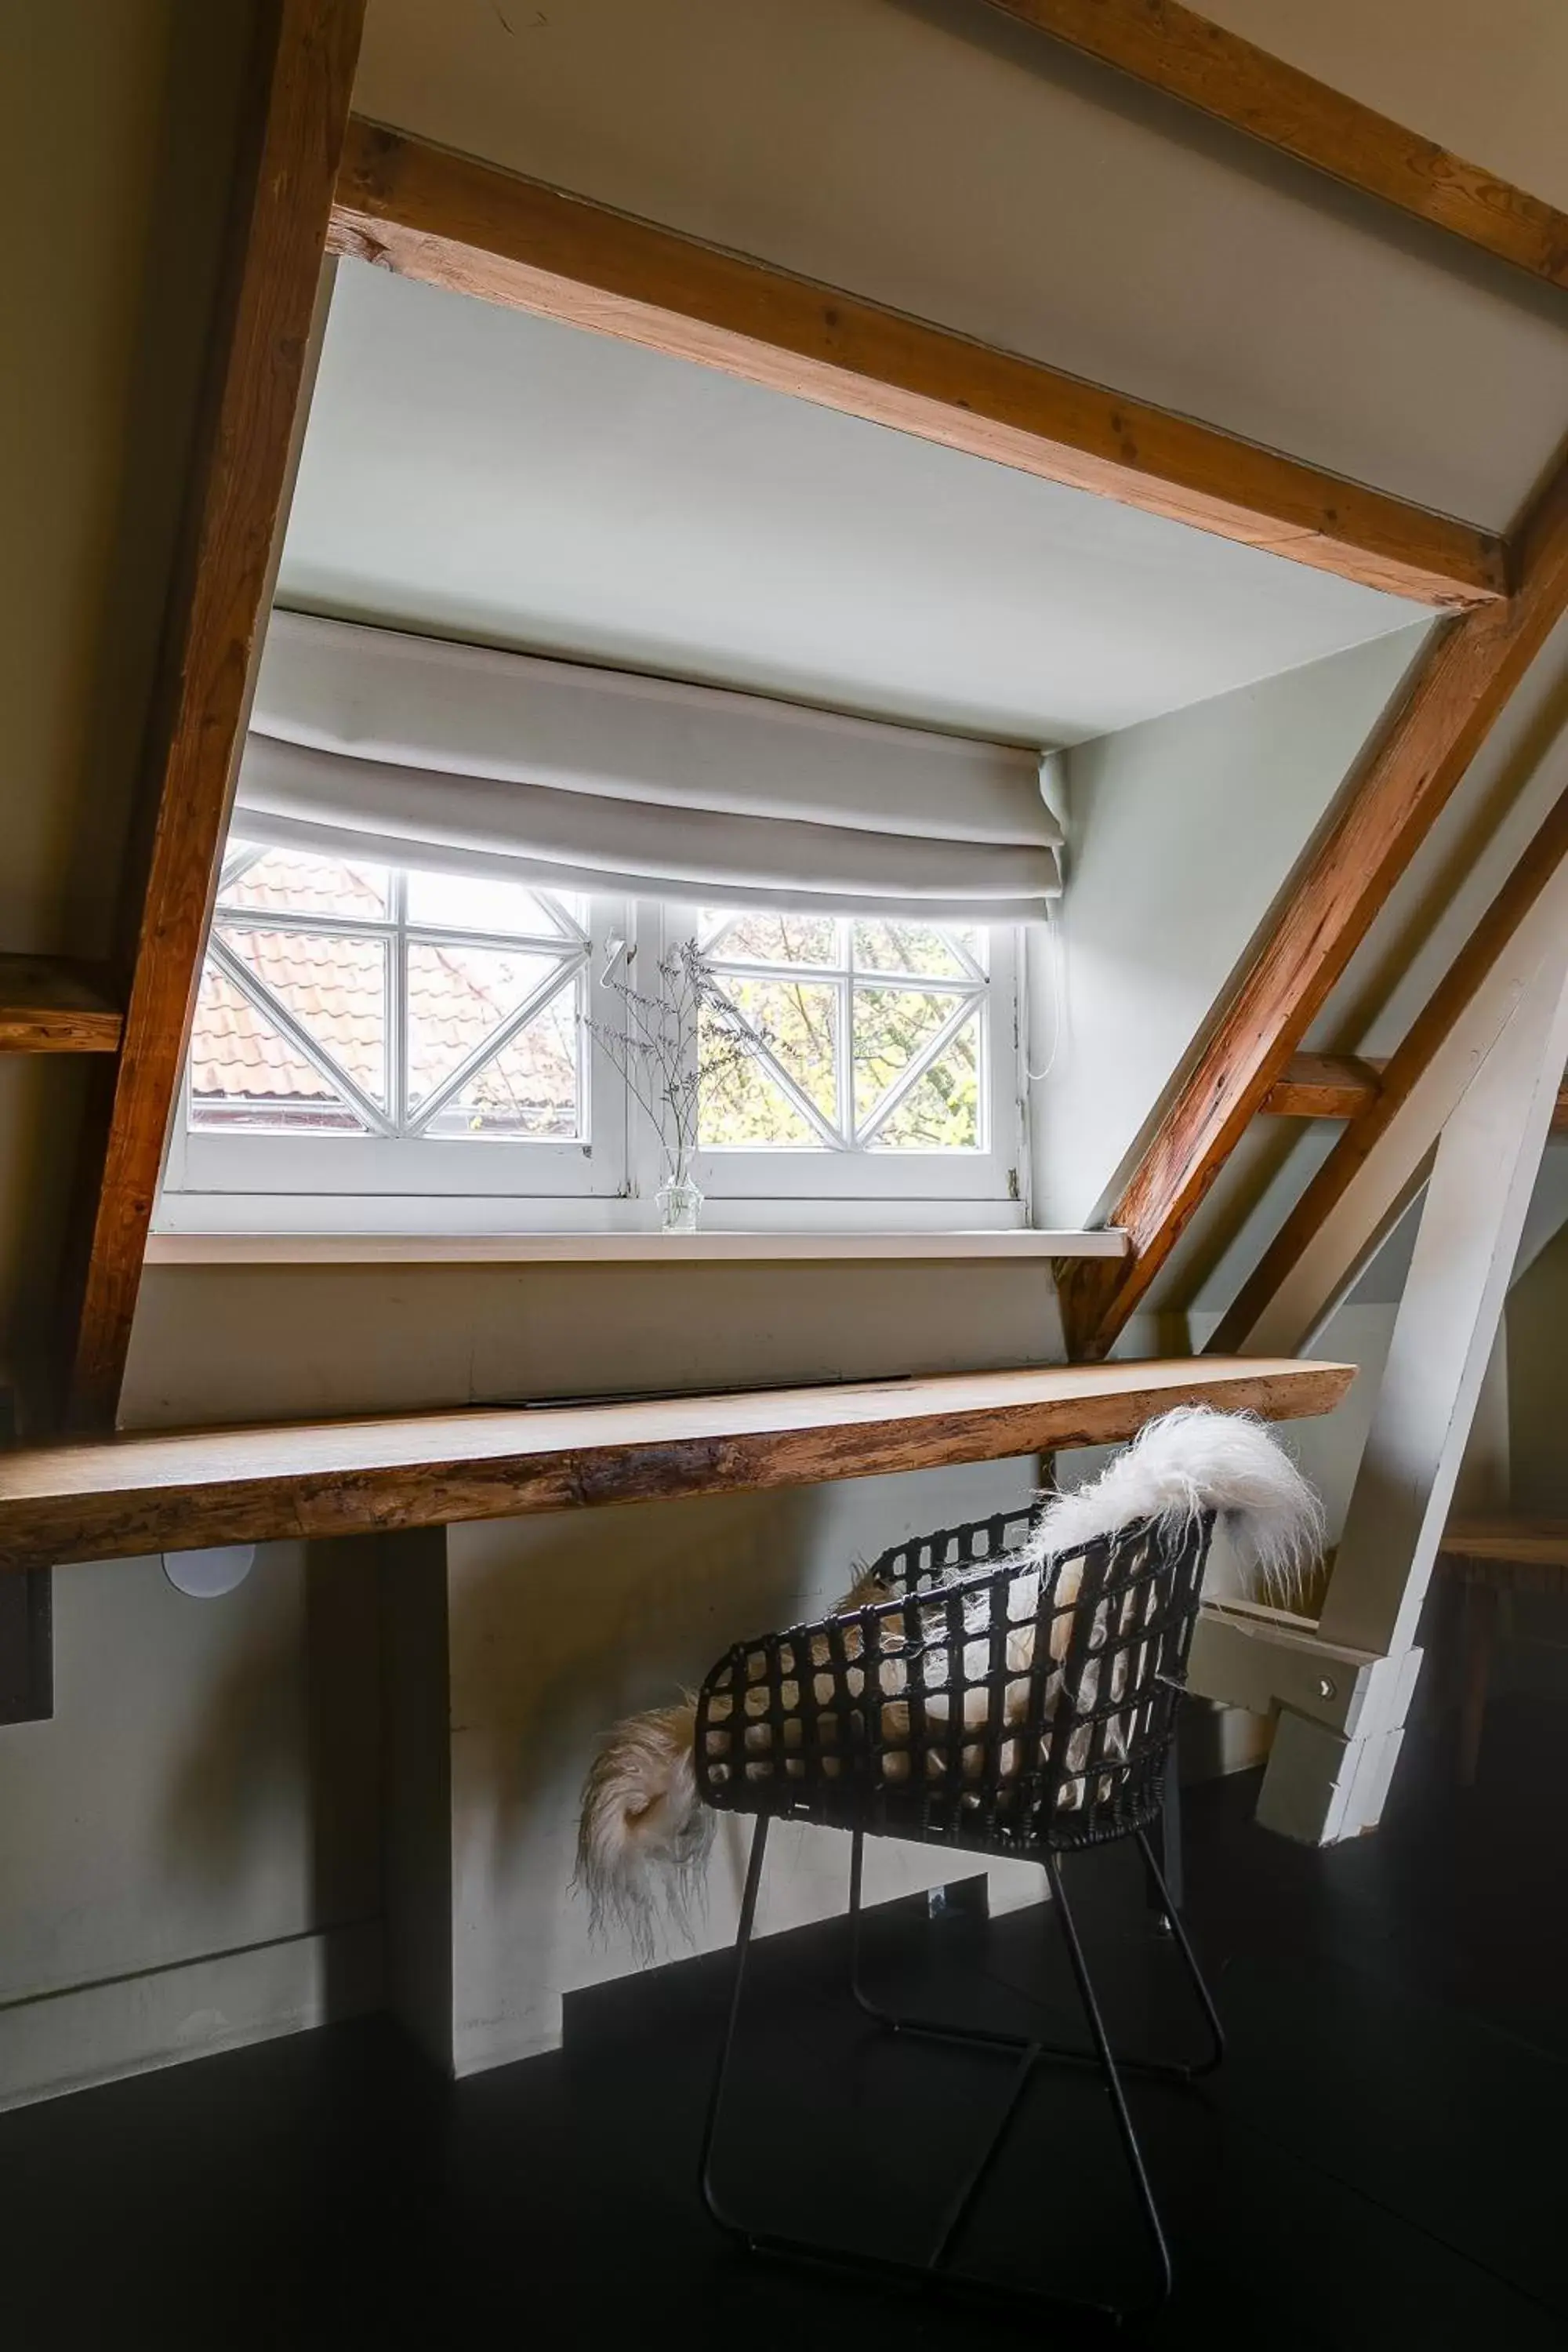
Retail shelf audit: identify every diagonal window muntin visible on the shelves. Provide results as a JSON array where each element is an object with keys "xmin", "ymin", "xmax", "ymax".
[
  {"xmin": 199, "ymin": 842, "xmax": 589, "ymax": 1141},
  {"xmin": 699, "ymin": 909, "xmax": 989, "ymax": 1152}
]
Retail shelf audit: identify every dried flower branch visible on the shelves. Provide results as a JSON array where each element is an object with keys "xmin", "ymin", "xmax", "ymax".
[{"xmin": 583, "ymin": 938, "xmax": 765, "ymax": 1180}]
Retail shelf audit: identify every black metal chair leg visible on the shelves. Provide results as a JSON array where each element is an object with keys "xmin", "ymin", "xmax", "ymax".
[
  {"xmin": 697, "ymin": 1813, "xmax": 770, "ymax": 2242},
  {"xmin": 703, "ymin": 1822, "xmax": 1207, "ymax": 2321},
  {"xmin": 1133, "ymin": 1828, "xmax": 1224, "ymax": 2078},
  {"xmin": 1161, "ymin": 1768, "xmax": 1185, "ymax": 1912},
  {"xmin": 1143, "ymin": 1764, "xmax": 1184, "ymax": 1926},
  {"xmin": 847, "ymin": 1831, "xmax": 1034, "ymax": 2053},
  {"xmin": 1045, "ymin": 1853, "xmax": 1174, "ymax": 2314},
  {"xmin": 849, "ymin": 1824, "xmax": 1222, "ymax": 2086}
]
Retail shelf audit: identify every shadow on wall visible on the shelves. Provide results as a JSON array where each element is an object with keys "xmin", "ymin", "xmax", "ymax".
[
  {"xmin": 437, "ymin": 1462, "xmax": 1044, "ymax": 2071},
  {"xmin": 457, "ymin": 1483, "xmax": 831, "ymax": 1878},
  {"xmin": 160, "ymin": 1539, "xmax": 383, "ymax": 2019}
]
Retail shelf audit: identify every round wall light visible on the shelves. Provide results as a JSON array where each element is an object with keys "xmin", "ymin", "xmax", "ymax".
[{"xmin": 162, "ymin": 1543, "xmax": 256, "ymax": 1599}]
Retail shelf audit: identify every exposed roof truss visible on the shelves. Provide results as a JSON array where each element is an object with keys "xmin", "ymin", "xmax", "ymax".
[{"xmin": 21, "ymin": 2, "xmax": 1568, "ymax": 1426}]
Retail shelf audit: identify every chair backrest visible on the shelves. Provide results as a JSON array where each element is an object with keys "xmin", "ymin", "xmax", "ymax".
[{"xmin": 695, "ymin": 1508, "xmax": 1214, "ymax": 1857}]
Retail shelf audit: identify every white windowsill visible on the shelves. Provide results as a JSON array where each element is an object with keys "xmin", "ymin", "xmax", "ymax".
[{"xmin": 143, "ymin": 1229, "xmax": 1127, "ymax": 1267}]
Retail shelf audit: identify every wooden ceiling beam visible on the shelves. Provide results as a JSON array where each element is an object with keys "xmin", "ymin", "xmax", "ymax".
[
  {"xmin": 1059, "ymin": 456, "xmax": 1568, "ymax": 1362},
  {"xmin": 983, "ymin": 0, "xmax": 1568, "ymax": 292},
  {"xmin": 0, "ymin": 957, "xmax": 121, "ymax": 1054},
  {"xmin": 60, "ymin": 0, "xmax": 366, "ymax": 1432},
  {"xmin": 329, "ymin": 120, "xmax": 1502, "ymax": 611}
]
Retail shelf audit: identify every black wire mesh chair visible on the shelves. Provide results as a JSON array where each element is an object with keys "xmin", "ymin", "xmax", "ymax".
[{"xmin": 693, "ymin": 1504, "xmax": 1224, "ymax": 2322}]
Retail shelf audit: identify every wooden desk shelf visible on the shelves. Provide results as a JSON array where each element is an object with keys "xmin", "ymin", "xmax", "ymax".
[{"xmin": 0, "ymin": 1358, "xmax": 1352, "ymax": 1573}]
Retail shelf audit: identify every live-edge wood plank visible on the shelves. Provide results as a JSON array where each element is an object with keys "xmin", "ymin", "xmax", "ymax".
[{"xmin": 0, "ymin": 1358, "xmax": 1353, "ymax": 1573}]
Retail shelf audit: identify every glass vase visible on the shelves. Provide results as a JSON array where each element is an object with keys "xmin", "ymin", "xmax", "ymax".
[{"xmin": 656, "ymin": 1165, "xmax": 703, "ymax": 1234}]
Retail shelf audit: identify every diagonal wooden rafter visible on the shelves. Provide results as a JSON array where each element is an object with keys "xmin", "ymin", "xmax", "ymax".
[
  {"xmin": 1059, "ymin": 452, "xmax": 1568, "ymax": 1362},
  {"xmin": 982, "ymin": 0, "xmax": 1568, "ymax": 291},
  {"xmin": 328, "ymin": 120, "xmax": 1501, "ymax": 610},
  {"xmin": 1213, "ymin": 781, "xmax": 1568, "ymax": 1356},
  {"xmin": 60, "ymin": 0, "xmax": 367, "ymax": 1431}
]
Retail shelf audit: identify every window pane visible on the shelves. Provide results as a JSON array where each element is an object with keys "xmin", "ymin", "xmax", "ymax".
[
  {"xmin": 701, "ymin": 910, "xmax": 838, "ymax": 967},
  {"xmin": 853, "ymin": 986, "xmax": 966, "ymax": 1131},
  {"xmin": 869, "ymin": 1011, "xmax": 982, "ymax": 1149},
  {"xmin": 710, "ymin": 976, "xmax": 838, "ymax": 1124},
  {"xmin": 699, "ymin": 1007, "xmax": 821, "ymax": 1148},
  {"xmin": 423, "ymin": 989, "xmax": 581, "ymax": 1138},
  {"xmin": 852, "ymin": 920, "xmax": 979, "ymax": 979},
  {"xmin": 220, "ymin": 926, "xmax": 387, "ymax": 1107},
  {"xmin": 188, "ymin": 960, "xmax": 368, "ymax": 1133},
  {"xmin": 406, "ymin": 942, "xmax": 570, "ymax": 1113},
  {"xmin": 218, "ymin": 842, "xmax": 390, "ymax": 919},
  {"xmin": 405, "ymin": 869, "xmax": 579, "ymax": 938}
]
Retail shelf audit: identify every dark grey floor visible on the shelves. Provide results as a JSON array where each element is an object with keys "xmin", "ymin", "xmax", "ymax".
[{"xmin": 2, "ymin": 1697, "xmax": 1564, "ymax": 2350}]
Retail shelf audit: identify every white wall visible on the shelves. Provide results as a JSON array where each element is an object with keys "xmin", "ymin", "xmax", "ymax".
[
  {"xmin": 1029, "ymin": 625, "xmax": 1429, "ymax": 1229},
  {"xmin": 1168, "ymin": 607, "xmax": 1568, "ymax": 1327}
]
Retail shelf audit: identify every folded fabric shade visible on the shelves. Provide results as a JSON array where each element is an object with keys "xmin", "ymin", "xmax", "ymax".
[{"xmin": 239, "ymin": 612, "xmax": 1062, "ymax": 921}]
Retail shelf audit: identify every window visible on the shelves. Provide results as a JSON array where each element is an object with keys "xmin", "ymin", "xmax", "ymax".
[
  {"xmin": 159, "ymin": 842, "xmax": 1025, "ymax": 1232},
  {"xmin": 688, "ymin": 908, "xmax": 1018, "ymax": 1203}
]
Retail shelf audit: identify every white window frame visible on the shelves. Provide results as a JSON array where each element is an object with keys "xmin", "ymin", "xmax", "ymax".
[
  {"xmin": 647, "ymin": 902, "xmax": 1024, "ymax": 1209},
  {"xmin": 162, "ymin": 855, "xmax": 630, "ymax": 1210},
  {"xmin": 158, "ymin": 869, "xmax": 1029, "ymax": 1235}
]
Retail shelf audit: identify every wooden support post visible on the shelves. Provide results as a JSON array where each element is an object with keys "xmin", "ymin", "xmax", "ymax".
[
  {"xmin": 60, "ymin": 0, "xmax": 365, "ymax": 1430},
  {"xmin": 1255, "ymin": 912, "xmax": 1568, "ymax": 1843}
]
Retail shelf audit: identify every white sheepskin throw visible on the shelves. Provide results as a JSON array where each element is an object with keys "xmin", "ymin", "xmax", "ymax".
[
  {"xmin": 575, "ymin": 1406, "xmax": 1321, "ymax": 1954},
  {"xmin": 1018, "ymin": 1405, "xmax": 1321, "ymax": 1599},
  {"xmin": 575, "ymin": 1698, "xmax": 713, "ymax": 1962}
]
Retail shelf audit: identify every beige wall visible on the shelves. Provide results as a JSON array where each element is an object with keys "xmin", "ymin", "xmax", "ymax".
[
  {"xmin": 428, "ymin": 1465, "xmax": 1044, "ymax": 2072},
  {"xmin": 0, "ymin": 0, "xmax": 361, "ymax": 2111},
  {"xmin": 354, "ymin": 0, "xmax": 1568, "ymax": 531},
  {"xmin": 1203, "ymin": 0, "xmax": 1568, "ymax": 205},
  {"xmin": 120, "ymin": 1258, "xmax": 1063, "ymax": 1426},
  {"xmin": 0, "ymin": 0, "xmax": 259, "ymax": 1403},
  {"xmin": 0, "ymin": 1536, "xmax": 383, "ymax": 2109}
]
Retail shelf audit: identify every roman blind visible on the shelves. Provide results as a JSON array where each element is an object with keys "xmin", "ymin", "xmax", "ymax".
[{"xmin": 238, "ymin": 612, "xmax": 1062, "ymax": 922}]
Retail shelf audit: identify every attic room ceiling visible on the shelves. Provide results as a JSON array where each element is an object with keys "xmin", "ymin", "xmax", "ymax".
[{"xmin": 276, "ymin": 258, "xmax": 1428, "ymax": 746}]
